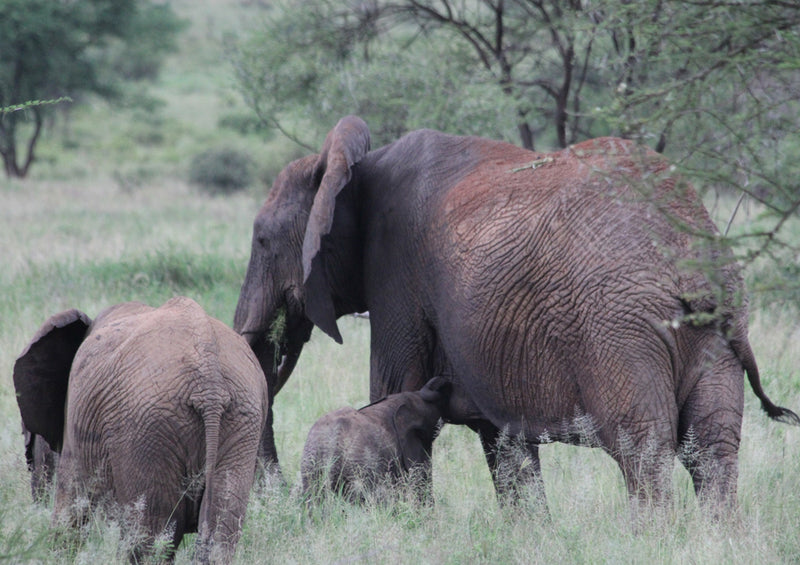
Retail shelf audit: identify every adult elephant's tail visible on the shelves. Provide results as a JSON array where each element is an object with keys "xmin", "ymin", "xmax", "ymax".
[{"xmin": 732, "ymin": 334, "xmax": 800, "ymax": 426}]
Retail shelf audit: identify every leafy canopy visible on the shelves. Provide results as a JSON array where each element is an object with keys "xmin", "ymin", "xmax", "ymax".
[
  {"xmin": 0, "ymin": 0, "xmax": 184, "ymax": 178},
  {"xmin": 233, "ymin": 0, "xmax": 800, "ymax": 294}
]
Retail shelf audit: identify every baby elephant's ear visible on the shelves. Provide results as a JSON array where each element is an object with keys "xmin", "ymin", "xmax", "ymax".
[{"xmin": 13, "ymin": 309, "xmax": 91, "ymax": 451}]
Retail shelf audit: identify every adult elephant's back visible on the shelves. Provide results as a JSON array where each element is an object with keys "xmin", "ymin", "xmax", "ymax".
[{"xmin": 428, "ymin": 137, "xmax": 744, "ymax": 446}]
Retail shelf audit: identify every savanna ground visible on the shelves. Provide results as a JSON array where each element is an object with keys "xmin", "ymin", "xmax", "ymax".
[{"xmin": 2, "ymin": 1, "xmax": 800, "ymax": 563}]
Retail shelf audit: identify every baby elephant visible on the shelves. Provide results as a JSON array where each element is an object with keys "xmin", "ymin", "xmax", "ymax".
[
  {"xmin": 13, "ymin": 297, "xmax": 271, "ymax": 563},
  {"xmin": 300, "ymin": 377, "xmax": 452, "ymax": 504}
]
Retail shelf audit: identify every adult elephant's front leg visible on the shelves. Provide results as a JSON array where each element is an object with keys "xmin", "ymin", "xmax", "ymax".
[
  {"xmin": 474, "ymin": 421, "xmax": 548, "ymax": 513},
  {"xmin": 257, "ymin": 402, "xmax": 283, "ymax": 484}
]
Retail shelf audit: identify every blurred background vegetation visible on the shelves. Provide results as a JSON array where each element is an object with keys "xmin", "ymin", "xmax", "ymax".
[{"xmin": 3, "ymin": 0, "xmax": 800, "ymax": 307}]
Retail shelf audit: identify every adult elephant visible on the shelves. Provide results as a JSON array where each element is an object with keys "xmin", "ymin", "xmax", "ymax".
[
  {"xmin": 234, "ymin": 116, "xmax": 799, "ymax": 512},
  {"xmin": 14, "ymin": 297, "xmax": 270, "ymax": 563}
]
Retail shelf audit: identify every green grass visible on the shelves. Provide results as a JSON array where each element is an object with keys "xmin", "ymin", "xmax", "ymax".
[{"xmin": 2, "ymin": 0, "xmax": 800, "ymax": 562}]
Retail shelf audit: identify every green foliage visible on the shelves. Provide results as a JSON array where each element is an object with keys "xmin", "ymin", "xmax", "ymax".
[
  {"xmin": 189, "ymin": 147, "xmax": 255, "ymax": 194},
  {"xmin": 218, "ymin": 111, "xmax": 275, "ymax": 138},
  {"xmin": 233, "ymin": 0, "xmax": 800, "ymax": 153},
  {"xmin": 99, "ymin": 3, "xmax": 186, "ymax": 81},
  {"xmin": 0, "ymin": 98, "xmax": 72, "ymax": 115},
  {"xmin": 232, "ymin": 1, "xmax": 520, "ymax": 148},
  {"xmin": 233, "ymin": 0, "xmax": 800, "ymax": 304},
  {"xmin": 0, "ymin": 0, "xmax": 183, "ymax": 177}
]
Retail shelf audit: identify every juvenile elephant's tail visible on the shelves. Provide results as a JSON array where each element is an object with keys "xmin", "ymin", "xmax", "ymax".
[
  {"xmin": 202, "ymin": 405, "xmax": 224, "ymax": 501},
  {"xmin": 733, "ymin": 335, "xmax": 800, "ymax": 426},
  {"xmin": 188, "ymin": 399, "xmax": 226, "ymax": 565},
  {"xmin": 189, "ymin": 390, "xmax": 230, "ymax": 519}
]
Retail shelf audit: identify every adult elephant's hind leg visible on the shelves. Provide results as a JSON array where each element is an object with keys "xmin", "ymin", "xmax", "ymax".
[
  {"xmin": 678, "ymin": 344, "xmax": 744, "ymax": 516},
  {"xmin": 475, "ymin": 422, "xmax": 548, "ymax": 514},
  {"xmin": 610, "ymin": 420, "xmax": 677, "ymax": 518}
]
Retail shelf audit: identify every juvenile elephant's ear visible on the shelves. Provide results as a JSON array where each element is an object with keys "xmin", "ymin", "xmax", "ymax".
[
  {"xmin": 302, "ymin": 115, "xmax": 370, "ymax": 344},
  {"xmin": 13, "ymin": 309, "xmax": 91, "ymax": 452}
]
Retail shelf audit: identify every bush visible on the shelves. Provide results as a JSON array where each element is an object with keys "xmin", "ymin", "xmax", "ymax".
[
  {"xmin": 188, "ymin": 147, "xmax": 254, "ymax": 194},
  {"xmin": 218, "ymin": 111, "xmax": 274, "ymax": 138}
]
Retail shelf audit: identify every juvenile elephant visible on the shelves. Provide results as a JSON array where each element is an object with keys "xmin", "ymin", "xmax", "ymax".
[
  {"xmin": 14, "ymin": 297, "xmax": 271, "ymax": 563},
  {"xmin": 234, "ymin": 116, "xmax": 799, "ymax": 513},
  {"xmin": 300, "ymin": 377, "xmax": 451, "ymax": 504}
]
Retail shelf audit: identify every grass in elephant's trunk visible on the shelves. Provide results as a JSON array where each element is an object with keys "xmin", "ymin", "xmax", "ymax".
[
  {"xmin": 268, "ymin": 305, "xmax": 288, "ymax": 373},
  {"xmin": 264, "ymin": 304, "xmax": 308, "ymax": 397}
]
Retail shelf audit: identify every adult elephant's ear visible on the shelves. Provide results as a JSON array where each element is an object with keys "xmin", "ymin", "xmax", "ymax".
[
  {"xmin": 13, "ymin": 309, "xmax": 91, "ymax": 452},
  {"xmin": 302, "ymin": 115, "xmax": 370, "ymax": 344}
]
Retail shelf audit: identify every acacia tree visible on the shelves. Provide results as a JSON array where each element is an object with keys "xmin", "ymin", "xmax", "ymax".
[
  {"xmin": 595, "ymin": 0, "xmax": 800, "ymax": 286},
  {"xmin": 236, "ymin": 1, "xmax": 800, "ymax": 150},
  {"xmin": 232, "ymin": 1, "xmax": 521, "ymax": 149},
  {"xmin": 234, "ymin": 0, "xmax": 604, "ymax": 150},
  {"xmin": 235, "ymin": 0, "xmax": 800, "ymax": 294},
  {"xmin": 0, "ymin": 0, "xmax": 182, "ymax": 178}
]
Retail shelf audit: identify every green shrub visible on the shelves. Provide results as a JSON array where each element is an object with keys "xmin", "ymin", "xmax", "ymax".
[
  {"xmin": 188, "ymin": 147, "xmax": 254, "ymax": 194},
  {"xmin": 218, "ymin": 111, "xmax": 274, "ymax": 138}
]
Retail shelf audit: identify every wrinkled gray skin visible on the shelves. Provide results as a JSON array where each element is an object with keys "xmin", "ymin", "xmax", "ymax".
[
  {"xmin": 234, "ymin": 116, "xmax": 799, "ymax": 513},
  {"xmin": 300, "ymin": 377, "xmax": 451, "ymax": 504},
  {"xmin": 14, "ymin": 297, "xmax": 270, "ymax": 563}
]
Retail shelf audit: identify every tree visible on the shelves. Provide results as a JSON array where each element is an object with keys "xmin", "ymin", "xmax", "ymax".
[
  {"xmin": 234, "ymin": 1, "xmax": 613, "ymax": 150},
  {"xmin": 232, "ymin": 5, "xmax": 520, "ymax": 149},
  {"xmin": 0, "ymin": 0, "xmax": 183, "ymax": 178},
  {"xmin": 596, "ymin": 0, "xmax": 800, "ymax": 284},
  {"xmin": 235, "ymin": 0, "xmax": 800, "ymax": 297},
  {"xmin": 235, "ymin": 1, "xmax": 800, "ymax": 150}
]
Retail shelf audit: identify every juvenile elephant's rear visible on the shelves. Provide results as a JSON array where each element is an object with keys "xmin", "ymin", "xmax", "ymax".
[
  {"xmin": 15, "ymin": 297, "xmax": 269, "ymax": 563},
  {"xmin": 300, "ymin": 407, "xmax": 401, "ymax": 503}
]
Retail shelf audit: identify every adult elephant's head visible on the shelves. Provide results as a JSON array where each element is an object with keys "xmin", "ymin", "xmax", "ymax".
[{"xmin": 233, "ymin": 116, "xmax": 371, "ymax": 395}]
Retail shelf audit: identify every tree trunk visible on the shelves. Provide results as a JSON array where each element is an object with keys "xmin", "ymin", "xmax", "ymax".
[
  {"xmin": 517, "ymin": 122, "xmax": 534, "ymax": 150},
  {"xmin": 0, "ymin": 107, "xmax": 43, "ymax": 178}
]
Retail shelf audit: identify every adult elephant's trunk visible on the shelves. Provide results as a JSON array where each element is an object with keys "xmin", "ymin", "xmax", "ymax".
[
  {"xmin": 233, "ymin": 270, "xmax": 282, "ymax": 386},
  {"xmin": 233, "ymin": 273, "xmax": 314, "ymax": 398}
]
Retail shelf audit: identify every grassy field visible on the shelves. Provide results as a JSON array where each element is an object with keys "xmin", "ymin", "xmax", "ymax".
[
  {"xmin": 2, "ymin": 177, "xmax": 800, "ymax": 564},
  {"xmin": 2, "ymin": 1, "xmax": 800, "ymax": 563}
]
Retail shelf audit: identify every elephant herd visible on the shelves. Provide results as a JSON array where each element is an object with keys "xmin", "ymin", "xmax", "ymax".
[{"xmin": 13, "ymin": 116, "xmax": 800, "ymax": 562}]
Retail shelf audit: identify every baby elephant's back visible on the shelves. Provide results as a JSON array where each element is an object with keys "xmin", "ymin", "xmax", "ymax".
[{"xmin": 301, "ymin": 407, "xmax": 400, "ymax": 494}]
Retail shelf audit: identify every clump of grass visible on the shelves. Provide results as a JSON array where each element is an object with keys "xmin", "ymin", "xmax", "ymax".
[{"xmin": 268, "ymin": 305, "xmax": 287, "ymax": 348}]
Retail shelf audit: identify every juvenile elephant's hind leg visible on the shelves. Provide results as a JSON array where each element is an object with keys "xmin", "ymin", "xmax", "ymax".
[
  {"xmin": 195, "ymin": 416, "xmax": 261, "ymax": 564},
  {"xmin": 475, "ymin": 423, "xmax": 548, "ymax": 514}
]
